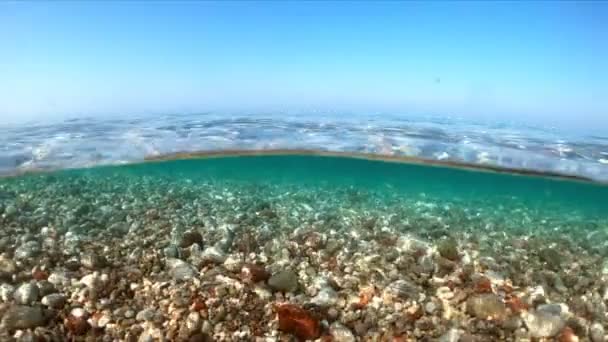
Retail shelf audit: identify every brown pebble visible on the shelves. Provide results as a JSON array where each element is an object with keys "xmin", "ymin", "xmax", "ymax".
[
  {"xmin": 241, "ymin": 263, "xmax": 270, "ymax": 283},
  {"xmin": 65, "ymin": 315, "xmax": 90, "ymax": 336},
  {"xmin": 277, "ymin": 303, "xmax": 321, "ymax": 340},
  {"xmin": 180, "ymin": 231, "xmax": 203, "ymax": 248}
]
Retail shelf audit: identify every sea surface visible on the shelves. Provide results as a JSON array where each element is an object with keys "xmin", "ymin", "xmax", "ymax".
[{"xmin": 1, "ymin": 113, "xmax": 608, "ymax": 181}]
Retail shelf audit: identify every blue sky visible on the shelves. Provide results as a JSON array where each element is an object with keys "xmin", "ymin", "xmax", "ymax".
[{"xmin": 0, "ymin": 1, "xmax": 606, "ymax": 128}]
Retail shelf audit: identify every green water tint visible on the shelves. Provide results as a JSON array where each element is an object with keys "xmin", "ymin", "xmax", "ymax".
[
  {"xmin": 69, "ymin": 155, "xmax": 608, "ymax": 212},
  {"xmin": 1, "ymin": 154, "xmax": 607, "ymax": 239}
]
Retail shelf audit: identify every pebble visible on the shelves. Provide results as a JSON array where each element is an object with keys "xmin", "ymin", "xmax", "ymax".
[
  {"xmin": 200, "ymin": 246, "xmax": 228, "ymax": 264},
  {"xmin": 0, "ymin": 305, "xmax": 48, "ymax": 330},
  {"xmin": 14, "ymin": 241, "xmax": 41, "ymax": 259},
  {"xmin": 0, "ymin": 283, "xmax": 15, "ymax": 301},
  {"xmin": 179, "ymin": 230, "xmax": 203, "ymax": 248},
  {"xmin": 124, "ymin": 309, "xmax": 135, "ymax": 318},
  {"xmin": 329, "ymin": 321, "xmax": 356, "ymax": 342},
  {"xmin": 36, "ymin": 280, "xmax": 57, "ymax": 297},
  {"xmin": 466, "ymin": 293, "xmax": 507, "ymax": 320},
  {"xmin": 223, "ymin": 255, "xmax": 243, "ymax": 272},
  {"xmin": 312, "ymin": 286, "xmax": 339, "ymax": 307},
  {"xmin": 80, "ymin": 272, "xmax": 102, "ymax": 289},
  {"xmin": 41, "ymin": 293, "xmax": 67, "ymax": 309},
  {"xmin": 385, "ymin": 279, "xmax": 419, "ymax": 300},
  {"xmin": 439, "ymin": 328, "xmax": 462, "ymax": 342},
  {"xmin": 0, "ymin": 256, "xmax": 17, "ymax": 277},
  {"xmin": 14, "ymin": 282, "xmax": 39, "ymax": 305},
  {"xmin": 166, "ymin": 258, "xmax": 197, "ymax": 281},
  {"xmin": 437, "ymin": 237, "xmax": 459, "ymax": 261},
  {"xmin": 81, "ymin": 252, "xmax": 107, "ymax": 269},
  {"xmin": 425, "ymin": 301, "xmax": 438, "ymax": 314},
  {"xmin": 136, "ymin": 309, "xmax": 157, "ymax": 321},
  {"xmin": 522, "ymin": 308, "xmax": 566, "ymax": 338},
  {"xmin": 268, "ymin": 270, "xmax": 299, "ymax": 293},
  {"xmin": 186, "ymin": 311, "xmax": 202, "ymax": 334},
  {"xmin": 164, "ymin": 244, "xmax": 181, "ymax": 259},
  {"xmin": 47, "ymin": 271, "xmax": 70, "ymax": 287},
  {"xmin": 590, "ymin": 322, "xmax": 605, "ymax": 342}
]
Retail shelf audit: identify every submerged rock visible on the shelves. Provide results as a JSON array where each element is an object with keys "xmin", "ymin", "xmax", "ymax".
[
  {"xmin": 0, "ymin": 256, "xmax": 17, "ymax": 278},
  {"xmin": 590, "ymin": 322, "xmax": 605, "ymax": 342},
  {"xmin": 437, "ymin": 237, "xmax": 459, "ymax": 261},
  {"xmin": 14, "ymin": 282, "xmax": 39, "ymax": 305},
  {"xmin": 166, "ymin": 258, "xmax": 197, "ymax": 281},
  {"xmin": 522, "ymin": 305, "xmax": 567, "ymax": 338},
  {"xmin": 277, "ymin": 304, "xmax": 321, "ymax": 340},
  {"xmin": 81, "ymin": 252, "xmax": 107, "ymax": 269},
  {"xmin": 0, "ymin": 283, "xmax": 15, "ymax": 301},
  {"xmin": 41, "ymin": 293, "xmax": 66, "ymax": 309},
  {"xmin": 466, "ymin": 294, "xmax": 508, "ymax": 320},
  {"xmin": 385, "ymin": 279, "xmax": 419, "ymax": 300},
  {"xmin": 1, "ymin": 305, "xmax": 48, "ymax": 330},
  {"xmin": 200, "ymin": 246, "xmax": 227, "ymax": 264},
  {"xmin": 329, "ymin": 321, "xmax": 356, "ymax": 342},
  {"xmin": 268, "ymin": 270, "xmax": 299, "ymax": 293},
  {"xmin": 179, "ymin": 230, "xmax": 203, "ymax": 248}
]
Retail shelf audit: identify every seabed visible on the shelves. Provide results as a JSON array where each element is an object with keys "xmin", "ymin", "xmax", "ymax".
[{"xmin": 0, "ymin": 151, "xmax": 607, "ymax": 341}]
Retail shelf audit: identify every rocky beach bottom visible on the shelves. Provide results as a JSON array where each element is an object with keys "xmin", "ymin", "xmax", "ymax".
[{"xmin": 1, "ymin": 153, "xmax": 608, "ymax": 342}]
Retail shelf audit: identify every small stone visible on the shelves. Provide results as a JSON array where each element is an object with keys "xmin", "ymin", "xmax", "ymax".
[
  {"xmin": 36, "ymin": 280, "xmax": 57, "ymax": 296},
  {"xmin": 539, "ymin": 247, "xmax": 563, "ymax": 270},
  {"xmin": 81, "ymin": 252, "xmax": 107, "ymax": 269},
  {"xmin": 437, "ymin": 237, "xmax": 459, "ymax": 261},
  {"xmin": 241, "ymin": 263, "xmax": 270, "ymax": 283},
  {"xmin": 312, "ymin": 286, "xmax": 339, "ymax": 307},
  {"xmin": 200, "ymin": 246, "xmax": 227, "ymax": 264},
  {"xmin": 425, "ymin": 301, "xmax": 438, "ymax": 314},
  {"xmin": 522, "ymin": 308, "xmax": 566, "ymax": 338},
  {"xmin": 223, "ymin": 255, "xmax": 242, "ymax": 272},
  {"xmin": 166, "ymin": 258, "xmax": 197, "ymax": 281},
  {"xmin": 41, "ymin": 293, "xmax": 66, "ymax": 309},
  {"xmin": 590, "ymin": 322, "xmax": 605, "ymax": 342},
  {"xmin": 385, "ymin": 279, "xmax": 419, "ymax": 300},
  {"xmin": 466, "ymin": 294, "xmax": 508, "ymax": 320},
  {"xmin": 186, "ymin": 311, "xmax": 202, "ymax": 334},
  {"xmin": 14, "ymin": 241, "xmax": 41, "ymax": 259},
  {"xmin": 0, "ymin": 256, "xmax": 17, "ymax": 278},
  {"xmin": 47, "ymin": 272, "xmax": 70, "ymax": 287},
  {"xmin": 0, "ymin": 305, "xmax": 48, "ymax": 330},
  {"xmin": 4, "ymin": 205, "xmax": 17, "ymax": 216},
  {"xmin": 268, "ymin": 270, "xmax": 299, "ymax": 293},
  {"xmin": 277, "ymin": 304, "xmax": 321, "ymax": 340},
  {"xmin": 80, "ymin": 272, "xmax": 101, "ymax": 289},
  {"xmin": 439, "ymin": 328, "xmax": 462, "ymax": 342},
  {"xmin": 329, "ymin": 321, "xmax": 355, "ymax": 342},
  {"xmin": 65, "ymin": 314, "xmax": 90, "ymax": 336},
  {"xmin": 124, "ymin": 309, "xmax": 135, "ymax": 318},
  {"xmin": 0, "ymin": 283, "xmax": 15, "ymax": 301},
  {"xmin": 14, "ymin": 282, "xmax": 39, "ymax": 305},
  {"xmin": 64, "ymin": 258, "xmax": 81, "ymax": 271},
  {"xmin": 180, "ymin": 230, "xmax": 203, "ymax": 248},
  {"xmin": 164, "ymin": 244, "xmax": 181, "ymax": 259},
  {"xmin": 136, "ymin": 309, "xmax": 156, "ymax": 321},
  {"xmin": 97, "ymin": 314, "xmax": 111, "ymax": 328}
]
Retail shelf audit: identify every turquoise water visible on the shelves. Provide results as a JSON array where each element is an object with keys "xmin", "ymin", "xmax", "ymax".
[
  {"xmin": 47, "ymin": 154, "xmax": 608, "ymax": 215},
  {"xmin": 1, "ymin": 154, "xmax": 608, "ymax": 340}
]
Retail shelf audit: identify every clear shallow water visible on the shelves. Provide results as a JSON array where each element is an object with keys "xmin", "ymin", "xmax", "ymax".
[
  {"xmin": 1, "ymin": 155, "xmax": 608, "ymax": 340},
  {"xmin": 2, "ymin": 113, "xmax": 608, "ymax": 181}
]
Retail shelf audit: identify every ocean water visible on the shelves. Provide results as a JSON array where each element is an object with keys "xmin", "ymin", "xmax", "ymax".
[
  {"xmin": 1, "ymin": 152, "xmax": 608, "ymax": 340},
  {"xmin": 2, "ymin": 113, "xmax": 608, "ymax": 181}
]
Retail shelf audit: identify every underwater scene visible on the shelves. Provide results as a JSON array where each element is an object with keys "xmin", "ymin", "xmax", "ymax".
[{"xmin": 1, "ymin": 151, "xmax": 608, "ymax": 341}]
